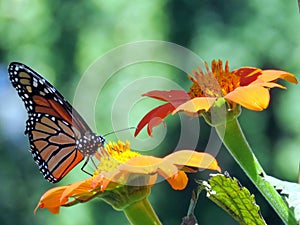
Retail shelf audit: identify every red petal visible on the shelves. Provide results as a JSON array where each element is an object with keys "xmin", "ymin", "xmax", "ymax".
[
  {"xmin": 233, "ymin": 67, "xmax": 262, "ymax": 86},
  {"xmin": 143, "ymin": 90, "xmax": 190, "ymax": 103},
  {"xmin": 134, "ymin": 103, "xmax": 175, "ymax": 137}
]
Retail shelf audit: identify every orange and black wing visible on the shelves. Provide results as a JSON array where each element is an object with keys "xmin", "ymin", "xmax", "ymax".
[
  {"xmin": 8, "ymin": 62, "xmax": 93, "ymax": 183},
  {"xmin": 28, "ymin": 113, "xmax": 84, "ymax": 182}
]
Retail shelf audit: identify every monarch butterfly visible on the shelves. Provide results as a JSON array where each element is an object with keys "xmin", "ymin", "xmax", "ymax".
[{"xmin": 8, "ymin": 62, "xmax": 105, "ymax": 183}]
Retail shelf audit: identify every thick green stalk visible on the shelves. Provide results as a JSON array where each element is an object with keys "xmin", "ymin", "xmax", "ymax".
[
  {"xmin": 215, "ymin": 118, "xmax": 297, "ymax": 225},
  {"xmin": 123, "ymin": 198, "xmax": 161, "ymax": 225}
]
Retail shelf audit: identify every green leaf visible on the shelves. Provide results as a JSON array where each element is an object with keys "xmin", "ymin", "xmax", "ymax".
[
  {"xmin": 264, "ymin": 175, "xmax": 300, "ymax": 222},
  {"xmin": 199, "ymin": 173, "xmax": 266, "ymax": 225},
  {"xmin": 215, "ymin": 119, "xmax": 296, "ymax": 224}
]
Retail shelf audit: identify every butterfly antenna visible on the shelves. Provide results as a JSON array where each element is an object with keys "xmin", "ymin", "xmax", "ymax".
[
  {"xmin": 103, "ymin": 127, "xmax": 136, "ymax": 137},
  {"xmin": 101, "ymin": 127, "xmax": 136, "ymax": 159}
]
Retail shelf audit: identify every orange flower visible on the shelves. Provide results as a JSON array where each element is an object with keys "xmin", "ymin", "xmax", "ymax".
[
  {"xmin": 135, "ymin": 60, "xmax": 297, "ymax": 136},
  {"xmin": 35, "ymin": 141, "xmax": 221, "ymax": 214}
]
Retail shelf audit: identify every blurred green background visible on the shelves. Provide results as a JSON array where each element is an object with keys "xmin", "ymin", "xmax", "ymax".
[{"xmin": 0, "ymin": 0, "xmax": 300, "ymax": 224}]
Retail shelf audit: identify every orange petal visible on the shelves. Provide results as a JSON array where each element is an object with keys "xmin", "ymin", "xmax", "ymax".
[
  {"xmin": 245, "ymin": 78, "xmax": 287, "ymax": 89},
  {"xmin": 164, "ymin": 150, "xmax": 221, "ymax": 172},
  {"xmin": 260, "ymin": 82, "xmax": 286, "ymax": 89},
  {"xmin": 166, "ymin": 171, "xmax": 188, "ymax": 190},
  {"xmin": 224, "ymin": 85, "xmax": 270, "ymax": 111},
  {"xmin": 60, "ymin": 178, "xmax": 94, "ymax": 204},
  {"xmin": 134, "ymin": 103, "xmax": 175, "ymax": 137},
  {"xmin": 158, "ymin": 160, "xmax": 179, "ymax": 178},
  {"xmin": 119, "ymin": 156, "xmax": 161, "ymax": 174},
  {"xmin": 34, "ymin": 186, "xmax": 67, "ymax": 214},
  {"xmin": 172, "ymin": 97, "xmax": 216, "ymax": 114},
  {"xmin": 91, "ymin": 175, "xmax": 106, "ymax": 189},
  {"xmin": 148, "ymin": 174, "xmax": 159, "ymax": 186},
  {"xmin": 259, "ymin": 70, "xmax": 298, "ymax": 84},
  {"xmin": 100, "ymin": 169, "xmax": 128, "ymax": 189},
  {"xmin": 99, "ymin": 177, "xmax": 112, "ymax": 191},
  {"xmin": 143, "ymin": 90, "xmax": 190, "ymax": 102}
]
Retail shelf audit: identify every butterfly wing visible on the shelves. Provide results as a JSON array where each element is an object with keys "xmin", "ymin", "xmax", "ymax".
[
  {"xmin": 28, "ymin": 113, "xmax": 84, "ymax": 182},
  {"xmin": 8, "ymin": 62, "xmax": 93, "ymax": 183}
]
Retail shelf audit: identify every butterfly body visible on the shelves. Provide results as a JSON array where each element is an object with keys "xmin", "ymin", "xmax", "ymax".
[{"xmin": 8, "ymin": 62, "xmax": 105, "ymax": 183}]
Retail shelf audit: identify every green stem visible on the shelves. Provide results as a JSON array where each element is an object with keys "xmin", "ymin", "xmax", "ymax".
[
  {"xmin": 123, "ymin": 198, "xmax": 162, "ymax": 225},
  {"xmin": 215, "ymin": 118, "xmax": 297, "ymax": 225}
]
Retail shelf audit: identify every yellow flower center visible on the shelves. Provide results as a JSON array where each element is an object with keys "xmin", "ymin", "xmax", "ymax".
[
  {"xmin": 189, "ymin": 60, "xmax": 241, "ymax": 98},
  {"xmin": 95, "ymin": 141, "xmax": 141, "ymax": 174}
]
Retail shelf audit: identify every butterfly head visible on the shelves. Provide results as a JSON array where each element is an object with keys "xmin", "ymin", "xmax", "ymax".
[{"xmin": 76, "ymin": 133, "xmax": 105, "ymax": 156}]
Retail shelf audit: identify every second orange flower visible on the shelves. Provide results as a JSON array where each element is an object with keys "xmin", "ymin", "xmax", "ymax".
[{"xmin": 135, "ymin": 60, "xmax": 297, "ymax": 136}]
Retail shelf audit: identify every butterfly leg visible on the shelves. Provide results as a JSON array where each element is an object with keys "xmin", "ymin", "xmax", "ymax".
[
  {"xmin": 81, "ymin": 157, "xmax": 93, "ymax": 176},
  {"xmin": 90, "ymin": 157, "xmax": 98, "ymax": 169}
]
